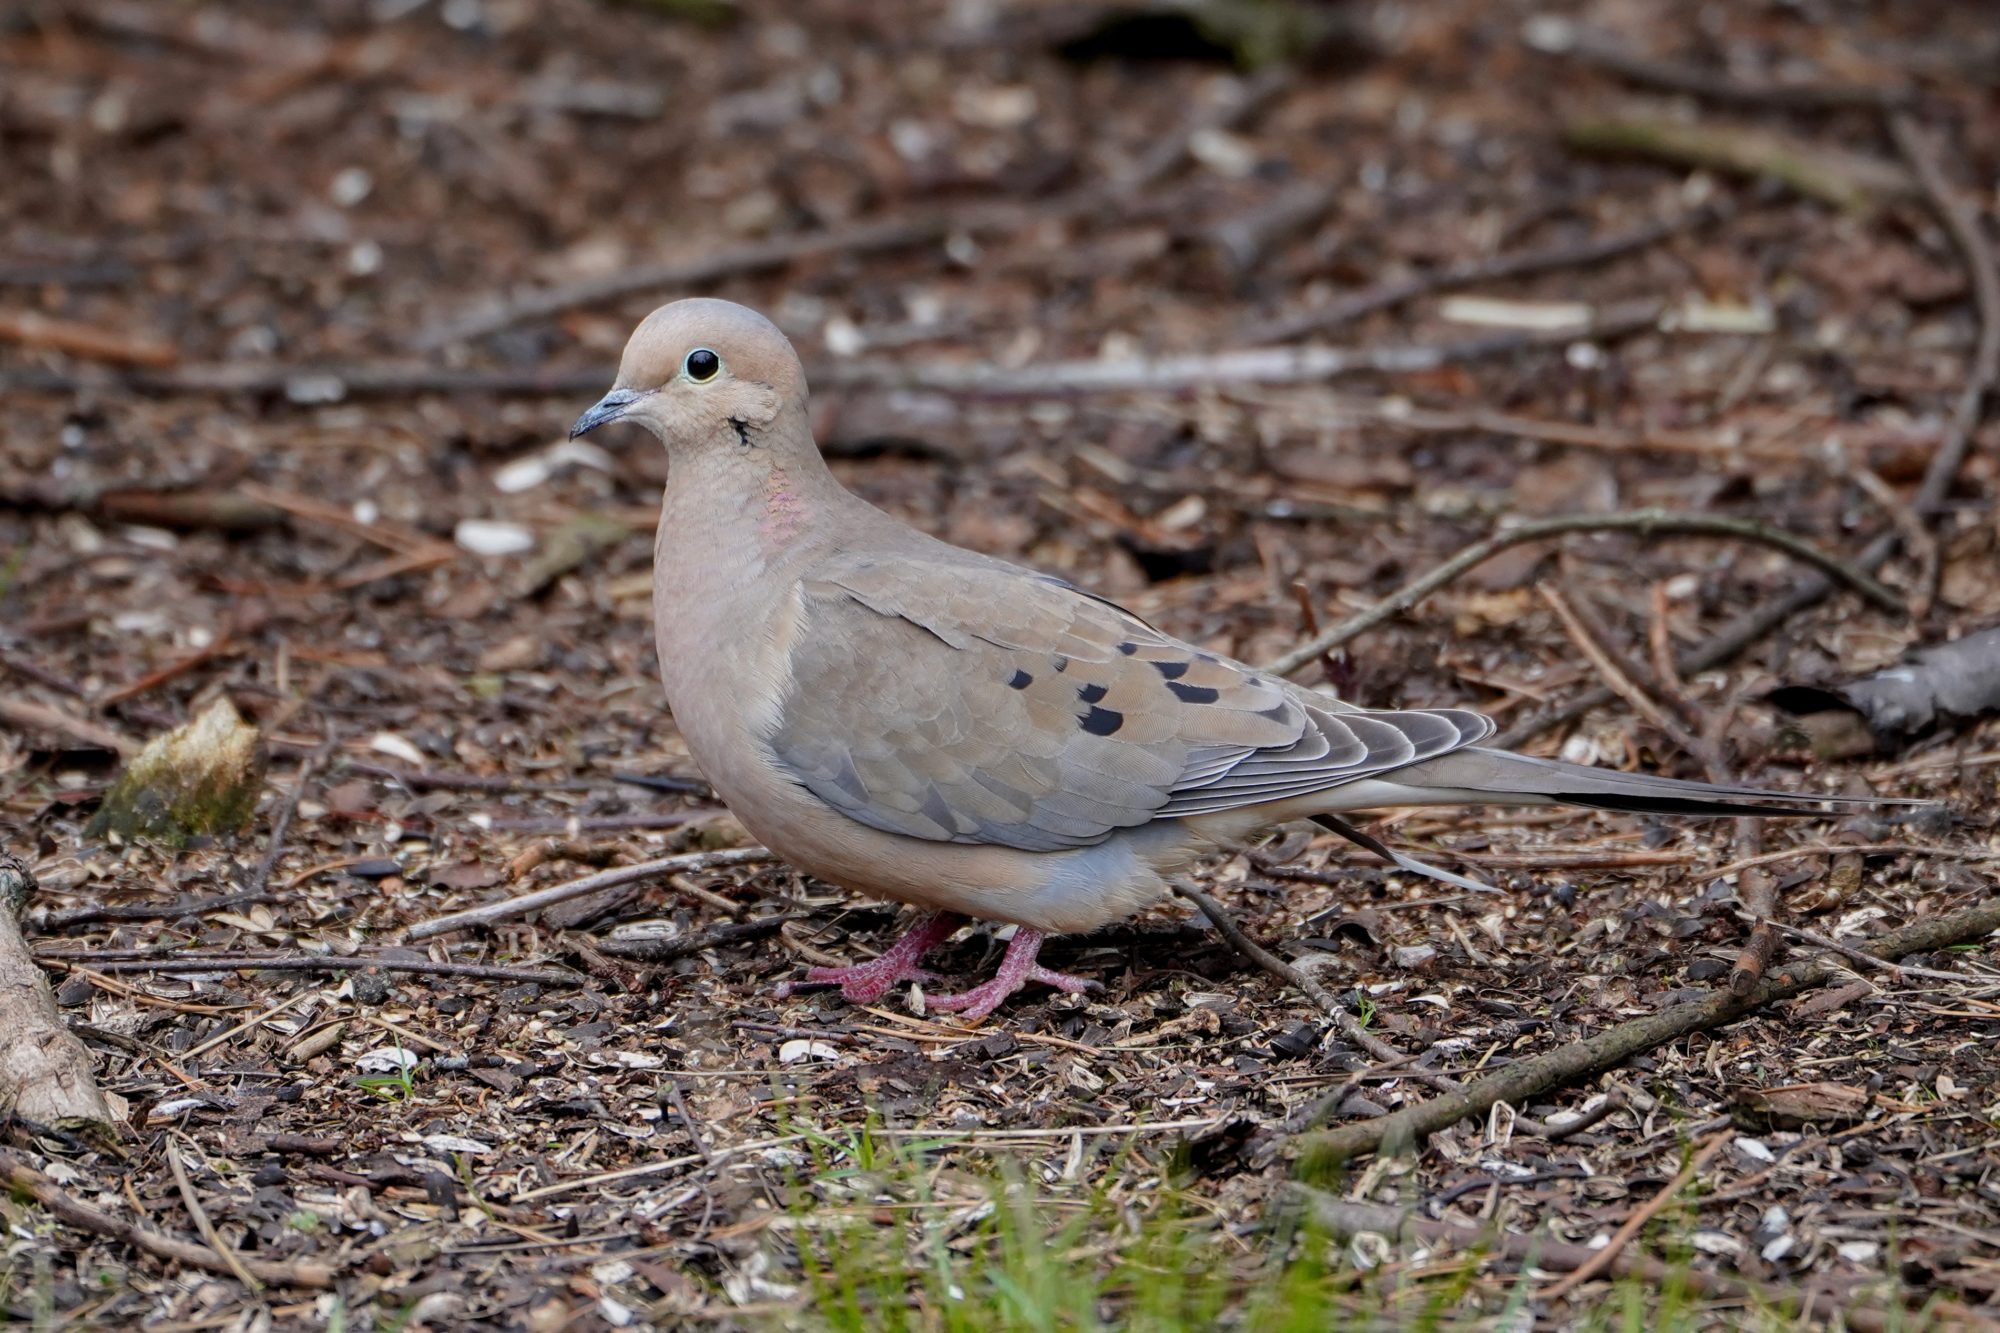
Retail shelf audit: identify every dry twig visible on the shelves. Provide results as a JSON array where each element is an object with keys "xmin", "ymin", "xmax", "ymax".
[
  {"xmin": 1289, "ymin": 895, "xmax": 2000, "ymax": 1176},
  {"xmin": 1249, "ymin": 205, "xmax": 1722, "ymax": 344},
  {"xmin": 1527, "ymin": 20, "xmax": 1913, "ymax": 110},
  {"xmin": 401, "ymin": 846, "xmax": 775, "ymax": 942},
  {"xmin": 166, "ymin": 1141, "xmax": 261, "ymax": 1291},
  {"xmin": 37, "ymin": 951, "xmax": 585, "ymax": 987},
  {"xmin": 1265, "ymin": 509, "xmax": 1902, "ymax": 679},
  {"xmin": 0, "ymin": 1149, "xmax": 334, "ymax": 1287},
  {"xmin": 1539, "ymin": 1132, "xmax": 1729, "ymax": 1300},
  {"xmin": 1168, "ymin": 880, "xmax": 1449, "ymax": 1085}
]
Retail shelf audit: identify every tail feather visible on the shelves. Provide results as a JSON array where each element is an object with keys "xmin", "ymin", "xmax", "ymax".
[{"xmin": 1387, "ymin": 747, "xmax": 1915, "ymax": 817}]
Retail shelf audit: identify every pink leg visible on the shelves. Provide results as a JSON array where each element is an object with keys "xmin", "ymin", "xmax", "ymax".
[
  {"xmin": 774, "ymin": 911, "xmax": 965, "ymax": 1005},
  {"xmin": 925, "ymin": 928, "xmax": 1100, "ymax": 1020}
]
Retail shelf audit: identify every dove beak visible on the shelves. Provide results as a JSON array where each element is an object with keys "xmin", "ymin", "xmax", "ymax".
[{"xmin": 570, "ymin": 388, "xmax": 643, "ymax": 439}]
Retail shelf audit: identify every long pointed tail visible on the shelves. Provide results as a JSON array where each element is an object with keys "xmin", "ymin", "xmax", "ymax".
[{"xmin": 1381, "ymin": 746, "xmax": 1914, "ymax": 818}]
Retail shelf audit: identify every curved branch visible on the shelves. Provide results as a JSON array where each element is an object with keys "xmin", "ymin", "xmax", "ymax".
[
  {"xmin": 1265, "ymin": 509, "xmax": 1904, "ymax": 679},
  {"xmin": 1288, "ymin": 895, "xmax": 2000, "ymax": 1177}
]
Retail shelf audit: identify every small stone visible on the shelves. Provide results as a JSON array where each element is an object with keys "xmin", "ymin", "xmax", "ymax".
[
  {"xmin": 350, "ymin": 972, "xmax": 392, "ymax": 1005},
  {"xmin": 85, "ymin": 698, "xmax": 263, "ymax": 848},
  {"xmin": 1390, "ymin": 944, "xmax": 1438, "ymax": 969}
]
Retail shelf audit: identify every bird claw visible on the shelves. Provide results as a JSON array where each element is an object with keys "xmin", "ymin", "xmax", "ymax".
[
  {"xmin": 923, "ymin": 964, "xmax": 1100, "ymax": 1021},
  {"xmin": 772, "ymin": 911, "xmax": 967, "ymax": 1006},
  {"xmin": 777, "ymin": 959, "xmax": 940, "ymax": 1006}
]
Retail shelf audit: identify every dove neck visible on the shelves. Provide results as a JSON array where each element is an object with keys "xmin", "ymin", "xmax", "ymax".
[{"xmin": 657, "ymin": 418, "xmax": 856, "ymax": 575}]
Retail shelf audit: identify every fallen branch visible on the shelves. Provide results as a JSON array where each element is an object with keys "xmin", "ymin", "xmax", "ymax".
[
  {"xmin": 1565, "ymin": 117, "xmax": 1910, "ymax": 213},
  {"xmin": 1889, "ymin": 112, "xmax": 2000, "ymax": 517},
  {"xmin": 345, "ymin": 762, "xmax": 708, "ymax": 798},
  {"xmin": 7, "ymin": 307, "xmax": 1665, "ymax": 403},
  {"xmin": 0, "ymin": 856, "xmax": 110, "ymax": 1126},
  {"xmin": 400, "ymin": 846, "xmax": 775, "ymax": 943},
  {"xmin": 1288, "ymin": 895, "xmax": 2000, "ymax": 1177},
  {"xmin": 1526, "ymin": 19, "xmax": 1913, "ymax": 110},
  {"xmin": 36, "ymin": 951, "xmax": 585, "ymax": 987},
  {"xmin": 0, "ymin": 361, "xmax": 608, "ymax": 401},
  {"xmin": 816, "ymin": 301, "xmax": 1665, "ymax": 396},
  {"xmin": 1264, "ymin": 509, "xmax": 1902, "ymax": 679},
  {"xmin": 1249, "ymin": 205, "xmax": 1721, "ymax": 344},
  {"xmin": 0, "ymin": 1148, "xmax": 334, "ymax": 1288}
]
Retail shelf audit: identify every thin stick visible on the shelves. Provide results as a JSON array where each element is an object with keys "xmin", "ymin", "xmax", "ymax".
[
  {"xmin": 250, "ymin": 742, "xmax": 330, "ymax": 897},
  {"xmin": 0, "ymin": 1149, "xmax": 333, "ymax": 1287},
  {"xmin": 1290, "ymin": 896, "xmax": 2000, "ymax": 1175},
  {"xmin": 1539, "ymin": 1133, "xmax": 1728, "ymax": 1300},
  {"xmin": 1528, "ymin": 21, "xmax": 1912, "ymax": 110},
  {"xmin": 1249, "ymin": 204, "xmax": 1721, "ymax": 344},
  {"xmin": 0, "ymin": 696, "xmax": 138, "ymax": 755},
  {"xmin": 1168, "ymin": 880, "xmax": 1448, "ymax": 1084},
  {"xmin": 1888, "ymin": 114, "xmax": 2000, "ymax": 520},
  {"xmin": 1772, "ymin": 921, "xmax": 1974, "ymax": 985},
  {"xmin": 166, "ymin": 1141, "xmax": 261, "ymax": 1291},
  {"xmin": 180, "ymin": 987, "xmax": 318, "ymax": 1062},
  {"xmin": 37, "ymin": 952, "xmax": 584, "ymax": 986},
  {"xmin": 1265, "ymin": 509, "xmax": 1902, "ymax": 678},
  {"xmin": 1537, "ymin": 583, "xmax": 1709, "ymax": 761},
  {"xmin": 818, "ymin": 301, "xmax": 1665, "ymax": 397},
  {"xmin": 591, "ymin": 915, "xmax": 795, "ymax": 963},
  {"xmin": 400, "ymin": 846, "xmax": 775, "ymax": 942}
]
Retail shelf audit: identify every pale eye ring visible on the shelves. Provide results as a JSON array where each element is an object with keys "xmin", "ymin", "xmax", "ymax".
[{"xmin": 684, "ymin": 347, "xmax": 721, "ymax": 382}]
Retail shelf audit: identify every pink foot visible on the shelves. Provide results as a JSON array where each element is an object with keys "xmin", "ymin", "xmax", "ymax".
[
  {"xmin": 925, "ymin": 928, "xmax": 1100, "ymax": 1020},
  {"xmin": 774, "ymin": 912, "xmax": 965, "ymax": 1006}
]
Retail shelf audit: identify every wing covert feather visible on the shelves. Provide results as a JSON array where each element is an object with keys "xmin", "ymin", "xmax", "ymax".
[{"xmin": 765, "ymin": 552, "xmax": 1491, "ymax": 850}]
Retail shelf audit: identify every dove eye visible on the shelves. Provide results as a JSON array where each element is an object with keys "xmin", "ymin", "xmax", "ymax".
[{"xmin": 683, "ymin": 348, "xmax": 721, "ymax": 382}]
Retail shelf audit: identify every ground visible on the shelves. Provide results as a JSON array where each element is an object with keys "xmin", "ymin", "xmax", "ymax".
[{"xmin": 1, "ymin": 0, "xmax": 1998, "ymax": 1328}]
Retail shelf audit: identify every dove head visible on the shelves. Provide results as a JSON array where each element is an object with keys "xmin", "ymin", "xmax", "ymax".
[{"xmin": 570, "ymin": 299, "xmax": 808, "ymax": 456}]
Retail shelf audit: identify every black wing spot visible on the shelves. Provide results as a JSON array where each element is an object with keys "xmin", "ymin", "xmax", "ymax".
[
  {"xmin": 1167, "ymin": 681, "xmax": 1220, "ymax": 704},
  {"xmin": 1079, "ymin": 706, "xmax": 1124, "ymax": 736},
  {"xmin": 1052, "ymin": 654, "xmax": 1069, "ymax": 673},
  {"xmin": 1150, "ymin": 659, "xmax": 1190, "ymax": 680},
  {"xmin": 1116, "ymin": 641, "xmax": 1139, "ymax": 655},
  {"xmin": 1077, "ymin": 682, "xmax": 1108, "ymax": 704},
  {"xmin": 1007, "ymin": 669, "xmax": 1033, "ymax": 690}
]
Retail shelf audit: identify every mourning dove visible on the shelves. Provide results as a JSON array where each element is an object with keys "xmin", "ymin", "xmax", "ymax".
[{"xmin": 573, "ymin": 299, "xmax": 1898, "ymax": 1019}]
